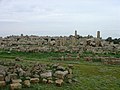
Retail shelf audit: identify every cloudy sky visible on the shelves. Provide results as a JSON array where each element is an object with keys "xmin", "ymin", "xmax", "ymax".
[{"xmin": 0, "ymin": 0, "xmax": 120, "ymax": 38}]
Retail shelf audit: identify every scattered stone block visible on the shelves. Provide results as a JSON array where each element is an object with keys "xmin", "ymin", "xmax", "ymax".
[
  {"xmin": 30, "ymin": 78, "xmax": 39, "ymax": 83},
  {"xmin": 40, "ymin": 71, "xmax": 52, "ymax": 78},
  {"xmin": 68, "ymin": 64, "xmax": 73, "ymax": 69},
  {"xmin": 12, "ymin": 79, "xmax": 22, "ymax": 84},
  {"xmin": 48, "ymin": 79, "xmax": 54, "ymax": 84},
  {"xmin": 5, "ymin": 75, "xmax": 10, "ymax": 83},
  {"xmin": 24, "ymin": 80, "xmax": 30, "ymax": 88},
  {"xmin": 33, "ymin": 74, "xmax": 40, "ymax": 78},
  {"xmin": 54, "ymin": 71, "xmax": 68, "ymax": 79},
  {"xmin": 66, "ymin": 74, "xmax": 73, "ymax": 79},
  {"xmin": 68, "ymin": 69, "xmax": 72, "ymax": 74},
  {"xmin": 42, "ymin": 78, "xmax": 47, "ymax": 83},
  {"xmin": 15, "ymin": 57, "xmax": 21, "ymax": 61},
  {"xmin": 10, "ymin": 83, "xmax": 22, "ymax": 90},
  {"xmin": 0, "ymin": 75, "xmax": 4, "ymax": 81},
  {"xmin": 0, "ymin": 81, "xmax": 6, "ymax": 87},
  {"xmin": 55, "ymin": 79, "xmax": 63, "ymax": 86},
  {"xmin": 57, "ymin": 66, "xmax": 65, "ymax": 71},
  {"xmin": 9, "ymin": 73, "xmax": 18, "ymax": 80}
]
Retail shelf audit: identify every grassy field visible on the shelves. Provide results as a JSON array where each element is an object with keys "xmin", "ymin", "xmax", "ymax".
[{"xmin": 0, "ymin": 50, "xmax": 120, "ymax": 90}]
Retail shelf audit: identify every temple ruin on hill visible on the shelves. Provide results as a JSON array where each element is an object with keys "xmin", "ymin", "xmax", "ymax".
[{"xmin": 0, "ymin": 31, "xmax": 120, "ymax": 53}]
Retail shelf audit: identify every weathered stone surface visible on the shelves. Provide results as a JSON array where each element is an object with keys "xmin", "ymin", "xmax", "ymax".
[
  {"xmin": 33, "ymin": 74, "xmax": 40, "ymax": 78},
  {"xmin": 30, "ymin": 78, "xmax": 39, "ymax": 83},
  {"xmin": 54, "ymin": 71, "xmax": 68, "ymax": 79},
  {"xmin": 0, "ymin": 72, "xmax": 6, "ymax": 77},
  {"xmin": 9, "ymin": 73, "xmax": 18, "ymax": 80},
  {"xmin": 17, "ymin": 68, "xmax": 25, "ymax": 77},
  {"xmin": 68, "ymin": 64, "xmax": 73, "ymax": 69},
  {"xmin": 68, "ymin": 69, "xmax": 72, "ymax": 74},
  {"xmin": 24, "ymin": 71, "xmax": 31, "ymax": 77},
  {"xmin": 25, "ymin": 77, "xmax": 31, "ymax": 80},
  {"xmin": 0, "ymin": 61, "xmax": 76, "ymax": 89},
  {"xmin": 15, "ymin": 57, "xmax": 22, "ymax": 61},
  {"xmin": 42, "ymin": 78, "xmax": 47, "ymax": 83},
  {"xmin": 40, "ymin": 71, "xmax": 52, "ymax": 78},
  {"xmin": 48, "ymin": 79, "xmax": 54, "ymax": 84},
  {"xmin": 10, "ymin": 83, "xmax": 22, "ymax": 90},
  {"xmin": 24, "ymin": 80, "xmax": 30, "ymax": 87},
  {"xmin": 56, "ymin": 66, "xmax": 65, "ymax": 71},
  {"xmin": 5, "ymin": 75, "xmax": 10, "ymax": 83},
  {"xmin": 52, "ymin": 63, "xmax": 60, "ymax": 68},
  {"xmin": 1, "ymin": 31, "xmax": 119, "ymax": 53},
  {"xmin": 0, "ymin": 75, "xmax": 4, "ymax": 81},
  {"xmin": 55, "ymin": 79, "xmax": 63, "ymax": 86},
  {"xmin": 0, "ymin": 81, "xmax": 6, "ymax": 87},
  {"xmin": 12, "ymin": 79, "xmax": 22, "ymax": 84}
]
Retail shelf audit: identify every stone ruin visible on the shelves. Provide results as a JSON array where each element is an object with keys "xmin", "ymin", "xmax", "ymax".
[
  {"xmin": 84, "ymin": 56, "xmax": 120, "ymax": 65},
  {"xmin": 0, "ymin": 31, "xmax": 119, "ymax": 53},
  {"xmin": 0, "ymin": 31, "xmax": 119, "ymax": 89},
  {"xmin": 0, "ymin": 59, "xmax": 77, "ymax": 89}
]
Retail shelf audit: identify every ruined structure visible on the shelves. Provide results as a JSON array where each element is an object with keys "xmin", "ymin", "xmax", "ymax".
[
  {"xmin": 97, "ymin": 31, "xmax": 100, "ymax": 39},
  {"xmin": 0, "ymin": 31, "xmax": 119, "ymax": 53}
]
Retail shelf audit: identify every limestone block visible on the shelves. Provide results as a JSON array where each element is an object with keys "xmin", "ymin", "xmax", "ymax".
[{"xmin": 10, "ymin": 83, "xmax": 22, "ymax": 90}]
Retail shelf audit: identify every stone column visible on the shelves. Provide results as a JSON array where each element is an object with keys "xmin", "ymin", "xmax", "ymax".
[
  {"xmin": 48, "ymin": 38, "xmax": 51, "ymax": 45},
  {"xmin": 75, "ymin": 30, "xmax": 77, "ymax": 37},
  {"xmin": 60, "ymin": 37, "xmax": 63, "ymax": 46},
  {"xmin": 97, "ymin": 31, "xmax": 100, "ymax": 39},
  {"xmin": 63, "ymin": 36, "xmax": 66, "ymax": 46}
]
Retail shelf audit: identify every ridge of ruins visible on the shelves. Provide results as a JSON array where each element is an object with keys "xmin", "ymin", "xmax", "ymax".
[{"xmin": 0, "ymin": 31, "xmax": 120, "ymax": 53}]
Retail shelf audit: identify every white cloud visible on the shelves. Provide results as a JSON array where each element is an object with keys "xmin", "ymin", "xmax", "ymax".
[{"xmin": 0, "ymin": 0, "xmax": 119, "ymax": 38}]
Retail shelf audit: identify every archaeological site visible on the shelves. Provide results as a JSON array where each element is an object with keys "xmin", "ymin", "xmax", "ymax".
[
  {"xmin": 0, "ymin": 31, "xmax": 120, "ymax": 90},
  {"xmin": 0, "ymin": 0, "xmax": 120, "ymax": 89}
]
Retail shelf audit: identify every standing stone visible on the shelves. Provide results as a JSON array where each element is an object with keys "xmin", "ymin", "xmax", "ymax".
[
  {"xmin": 60, "ymin": 37, "xmax": 63, "ymax": 46},
  {"xmin": 63, "ymin": 37, "xmax": 66, "ymax": 46},
  {"xmin": 75, "ymin": 30, "xmax": 77, "ymax": 37},
  {"xmin": 97, "ymin": 31, "xmax": 100, "ymax": 39}
]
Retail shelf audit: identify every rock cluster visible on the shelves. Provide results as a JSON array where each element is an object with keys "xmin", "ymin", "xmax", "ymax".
[
  {"xmin": 0, "ymin": 31, "xmax": 119, "ymax": 53},
  {"xmin": 84, "ymin": 56, "xmax": 120, "ymax": 65},
  {"xmin": 0, "ymin": 61, "xmax": 76, "ymax": 89}
]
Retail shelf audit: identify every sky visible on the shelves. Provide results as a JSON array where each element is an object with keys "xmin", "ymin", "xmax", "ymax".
[{"xmin": 0, "ymin": 0, "xmax": 120, "ymax": 38}]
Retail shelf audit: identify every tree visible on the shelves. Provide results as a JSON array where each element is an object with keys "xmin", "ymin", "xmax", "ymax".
[
  {"xmin": 105, "ymin": 37, "xmax": 113, "ymax": 42},
  {"xmin": 113, "ymin": 38, "xmax": 120, "ymax": 44}
]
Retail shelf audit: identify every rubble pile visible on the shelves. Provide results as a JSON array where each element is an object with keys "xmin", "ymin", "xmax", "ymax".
[
  {"xmin": 0, "ymin": 31, "xmax": 119, "ymax": 53},
  {"xmin": 84, "ymin": 57, "xmax": 120, "ymax": 65},
  {"xmin": 0, "ymin": 61, "xmax": 76, "ymax": 89}
]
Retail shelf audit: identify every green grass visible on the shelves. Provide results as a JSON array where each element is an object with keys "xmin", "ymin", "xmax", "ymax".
[{"xmin": 0, "ymin": 50, "xmax": 120, "ymax": 90}]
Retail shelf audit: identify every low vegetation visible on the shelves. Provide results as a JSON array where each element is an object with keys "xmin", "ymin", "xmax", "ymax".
[{"xmin": 0, "ymin": 50, "xmax": 120, "ymax": 90}]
